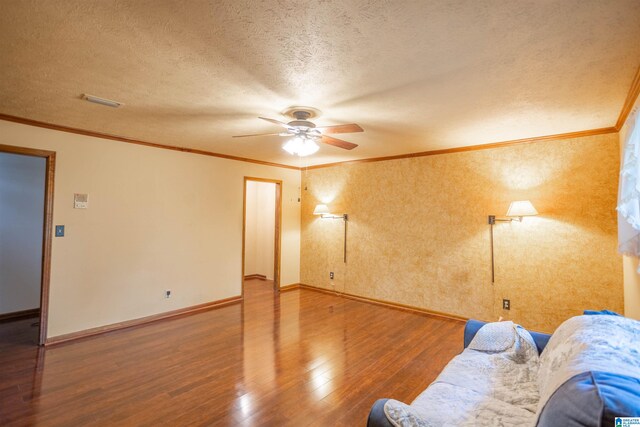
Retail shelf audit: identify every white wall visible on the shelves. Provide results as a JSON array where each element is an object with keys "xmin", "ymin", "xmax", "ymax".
[
  {"xmin": 621, "ymin": 95, "xmax": 640, "ymax": 320},
  {"xmin": 0, "ymin": 120, "xmax": 301, "ymax": 338},
  {"xmin": 244, "ymin": 181, "xmax": 276, "ymax": 280},
  {"xmin": 0, "ymin": 152, "xmax": 45, "ymax": 314}
]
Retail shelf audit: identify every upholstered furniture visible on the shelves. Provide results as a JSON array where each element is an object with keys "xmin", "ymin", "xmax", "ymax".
[{"xmin": 368, "ymin": 314, "xmax": 640, "ymax": 426}]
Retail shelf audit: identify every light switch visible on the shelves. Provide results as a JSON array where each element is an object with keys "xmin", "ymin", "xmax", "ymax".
[{"xmin": 55, "ymin": 225, "xmax": 65, "ymax": 237}]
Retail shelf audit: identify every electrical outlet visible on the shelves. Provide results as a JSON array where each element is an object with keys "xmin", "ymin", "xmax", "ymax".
[
  {"xmin": 165, "ymin": 290, "xmax": 171, "ymax": 299},
  {"xmin": 502, "ymin": 299, "xmax": 510, "ymax": 310},
  {"xmin": 329, "ymin": 272, "xmax": 334, "ymax": 280}
]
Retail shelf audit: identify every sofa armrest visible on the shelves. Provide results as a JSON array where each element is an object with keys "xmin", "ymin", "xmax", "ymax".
[
  {"xmin": 367, "ymin": 399, "xmax": 393, "ymax": 427},
  {"xmin": 463, "ymin": 319, "xmax": 552, "ymax": 355},
  {"xmin": 463, "ymin": 319, "xmax": 487, "ymax": 349}
]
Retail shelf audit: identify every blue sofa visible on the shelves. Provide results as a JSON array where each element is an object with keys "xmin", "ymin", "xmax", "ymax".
[
  {"xmin": 367, "ymin": 319, "xmax": 550, "ymax": 427},
  {"xmin": 367, "ymin": 316, "xmax": 640, "ymax": 426}
]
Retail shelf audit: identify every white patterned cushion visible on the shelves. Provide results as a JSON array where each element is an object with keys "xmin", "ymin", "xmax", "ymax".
[
  {"xmin": 468, "ymin": 321, "xmax": 516, "ymax": 352},
  {"xmin": 384, "ymin": 400, "xmax": 432, "ymax": 427}
]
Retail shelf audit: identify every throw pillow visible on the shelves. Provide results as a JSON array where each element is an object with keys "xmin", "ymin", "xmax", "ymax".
[{"xmin": 467, "ymin": 321, "xmax": 515, "ymax": 353}]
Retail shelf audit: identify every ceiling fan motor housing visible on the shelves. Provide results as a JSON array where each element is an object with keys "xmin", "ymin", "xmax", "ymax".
[
  {"xmin": 287, "ymin": 119, "xmax": 316, "ymax": 129},
  {"xmin": 287, "ymin": 109, "xmax": 317, "ymax": 129},
  {"xmin": 292, "ymin": 110, "xmax": 312, "ymax": 120}
]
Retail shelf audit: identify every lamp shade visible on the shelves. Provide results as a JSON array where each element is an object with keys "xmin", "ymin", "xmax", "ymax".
[
  {"xmin": 313, "ymin": 204, "xmax": 330, "ymax": 215},
  {"xmin": 506, "ymin": 200, "xmax": 538, "ymax": 217}
]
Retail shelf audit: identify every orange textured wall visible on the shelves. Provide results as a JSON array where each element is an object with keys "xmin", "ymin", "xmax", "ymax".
[{"xmin": 301, "ymin": 133, "xmax": 623, "ymax": 333}]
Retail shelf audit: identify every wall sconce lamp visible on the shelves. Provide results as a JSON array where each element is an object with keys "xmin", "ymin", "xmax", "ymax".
[
  {"xmin": 314, "ymin": 204, "xmax": 349, "ymax": 263},
  {"xmin": 488, "ymin": 200, "xmax": 538, "ymax": 283},
  {"xmin": 488, "ymin": 200, "xmax": 538, "ymax": 225},
  {"xmin": 313, "ymin": 204, "xmax": 348, "ymax": 221}
]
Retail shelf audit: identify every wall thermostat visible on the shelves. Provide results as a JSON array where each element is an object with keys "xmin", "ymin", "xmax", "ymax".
[{"xmin": 74, "ymin": 193, "xmax": 88, "ymax": 209}]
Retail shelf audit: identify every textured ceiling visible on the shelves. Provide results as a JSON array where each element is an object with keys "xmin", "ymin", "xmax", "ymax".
[{"xmin": 1, "ymin": 0, "xmax": 639, "ymax": 167}]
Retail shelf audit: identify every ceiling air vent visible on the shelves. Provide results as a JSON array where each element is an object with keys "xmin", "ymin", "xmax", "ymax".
[{"xmin": 82, "ymin": 94, "xmax": 123, "ymax": 108}]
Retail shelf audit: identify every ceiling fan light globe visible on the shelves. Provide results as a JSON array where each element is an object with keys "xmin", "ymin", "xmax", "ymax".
[
  {"xmin": 298, "ymin": 139, "xmax": 320, "ymax": 156},
  {"xmin": 282, "ymin": 139, "xmax": 298, "ymax": 155},
  {"xmin": 282, "ymin": 136, "xmax": 319, "ymax": 157}
]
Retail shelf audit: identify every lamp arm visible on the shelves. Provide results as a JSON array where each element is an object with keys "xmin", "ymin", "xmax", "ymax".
[
  {"xmin": 321, "ymin": 213, "xmax": 348, "ymax": 220},
  {"xmin": 488, "ymin": 215, "xmax": 521, "ymax": 225}
]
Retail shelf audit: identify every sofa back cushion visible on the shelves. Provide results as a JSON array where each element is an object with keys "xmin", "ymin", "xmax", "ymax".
[
  {"xmin": 536, "ymin": 315, "xmax": 640, "ymax": 425},
  {"xmin": 537, "ymin": 371, "xmax": 640, "ymax": 426}
]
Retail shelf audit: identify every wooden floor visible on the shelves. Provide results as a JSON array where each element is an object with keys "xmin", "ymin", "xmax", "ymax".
[{"xmin": 0, "ymin": 279, "xmax": 464, "ymax": 426}]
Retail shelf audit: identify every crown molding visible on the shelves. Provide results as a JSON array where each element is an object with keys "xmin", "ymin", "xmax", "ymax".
[
  {"xmin": 615, "ymin": 64, "xmax": 640, "ymax": 131},
  {"xmin": 304, "ymin": 126, "xmax": 618, "ymax": 170},
  {"xmin": 0, "ymin": 113, "xmax": 300, "ymax": 170}
]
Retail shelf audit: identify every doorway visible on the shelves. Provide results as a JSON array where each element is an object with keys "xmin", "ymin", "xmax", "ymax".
[
  {"xmin": 0, "ymin": 144, "xmax": 55, "ymax": 346},
  {"xmin": 242, "ymin": 177, "xmax": 282, "ymax": 296}
]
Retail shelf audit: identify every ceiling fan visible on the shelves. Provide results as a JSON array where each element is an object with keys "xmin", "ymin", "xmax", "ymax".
[{"xmin": 233, "ymin": 107, "xmax": 363, "ymax": 156}]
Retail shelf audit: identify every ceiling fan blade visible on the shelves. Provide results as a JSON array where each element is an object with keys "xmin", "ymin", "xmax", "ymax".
[
  {"xmin": 321, "ymin": 135, "xmax": 358, "ymax": 150},
  {"xmin": 316, "ymin": 123, "xmax": 363, "ymax": 134},
  {"xmin": 232, "ymin": 132, "xmax": 285, "ymax": 138},
  {"xmin": 259, "ymin": 117, "xmax": 295, "ymax": 130}
]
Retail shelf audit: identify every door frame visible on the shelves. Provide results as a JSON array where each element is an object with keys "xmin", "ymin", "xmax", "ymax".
[
  {"xmin": 0, "ymin": 143, "xmax": 55, "ymax": 346},
  {"xmin": 241, "ymin": 177, "xmax": 282, "ymax": 296}
]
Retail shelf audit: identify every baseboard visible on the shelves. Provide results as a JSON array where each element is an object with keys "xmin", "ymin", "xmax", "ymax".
[
  {"xmin": 298, "ymin": 284, "xmax": 467, "ymax": 323},
  {"xmin": 279, "ymin": 283, "xmax": 301, "ymax": 292},
  {"xmin": 45, "ymin": 295, "xmax": 242, "ymax": 346},
  {"xmin": 244, "ymin": 274, "xmax": 267, "ymax": 280},
  {"xmin": 0, "ymin": 308, "xmax": 40, "ymax": 322}
]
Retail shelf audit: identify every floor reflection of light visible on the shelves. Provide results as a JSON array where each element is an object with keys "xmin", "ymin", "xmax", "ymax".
[
  {"xmin": 307, "ymin": 356, "xmax": 327, "ymax": 372},
  {"xmin": 238, "ymin": 393, "xmax": 252, "ymax": 416},
  {"xmin": 310, "ymin": 371, "xmax": 333, "ymax": 400},
  {"xmin": 310, "ymin": 371, "xmax": 331, "ymax": 389},
  {"xmin": 316, "ymin": 382, "xmax": 334, "ymax": 400}
]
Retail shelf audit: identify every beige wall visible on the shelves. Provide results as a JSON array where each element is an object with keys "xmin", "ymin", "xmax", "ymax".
[
  {"xmin": 301, "ymin": 133, "xmax": 623, "ymax": 333},
  {"xmin": 0, "ymin": 152, "xmax": 45, "ymax": 314},
  {"xmin": 245, "ymin": 180, "xmax": 276, "ymax": 280},
  {"xmin": 0, "ymin": 117, "xmax": 627, "ymax": 337},
  {"xmin": 620, "ymin": 94, "xmax": 640, "ymax": 320},
  {"xmin": 0, "ymin": 120, "xmax": 300, "ymax": 338}
]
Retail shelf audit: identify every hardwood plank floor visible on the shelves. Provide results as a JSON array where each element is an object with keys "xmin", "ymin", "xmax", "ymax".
[{"xmin": 0, "ymin": 279, "xmax": 464, "ymax": 426}]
